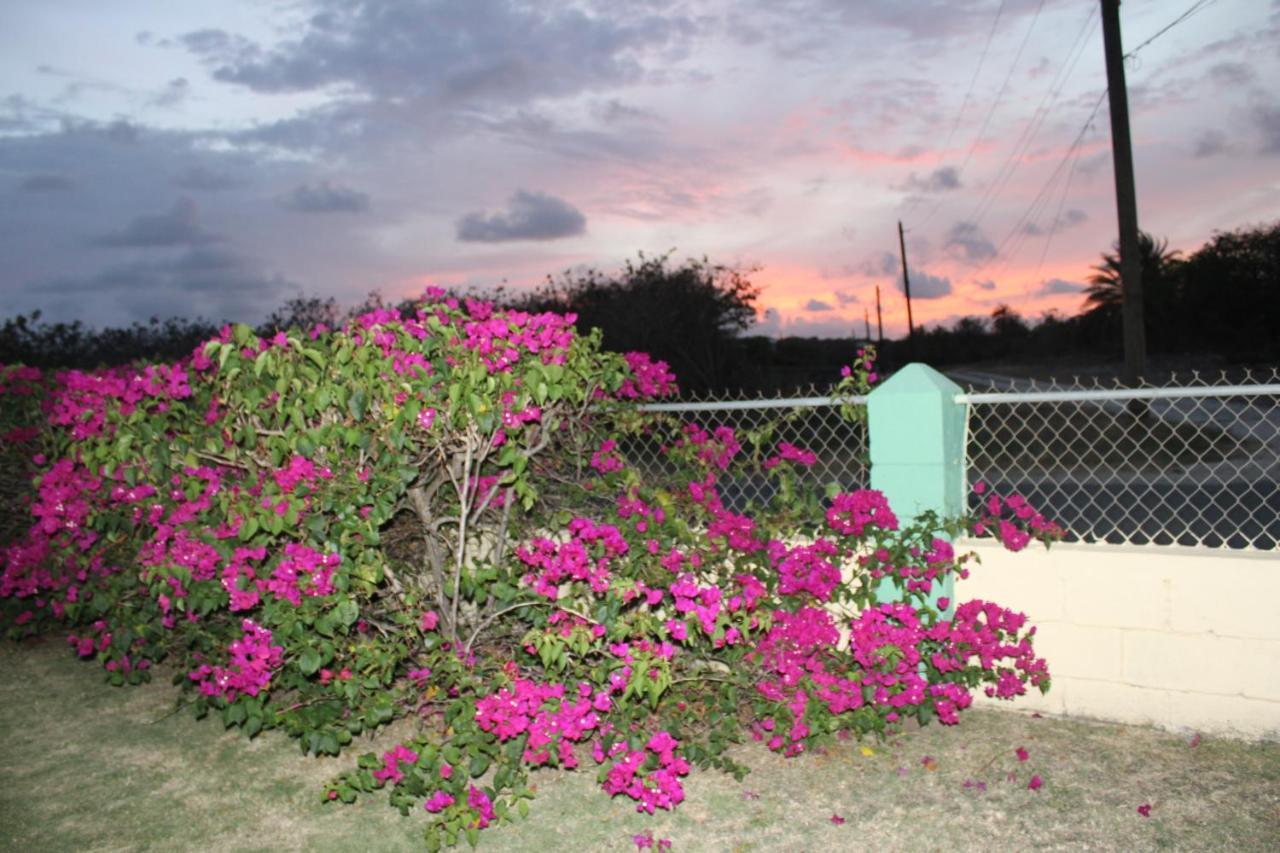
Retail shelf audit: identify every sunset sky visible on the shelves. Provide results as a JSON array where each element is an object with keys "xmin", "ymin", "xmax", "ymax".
[{"xmin": 2, "ymin": 0, "xmax": 1277, "ymax": 338}]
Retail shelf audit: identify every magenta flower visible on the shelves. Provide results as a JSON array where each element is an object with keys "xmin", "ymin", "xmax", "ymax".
[
  {"xmin": 633, "ymin": 832, "xmax": 654, "ymax": 850},
  {"xmin": 1137, "ymin": 803, "xmax": 1152, "ymax": 817},
  {"xmin": 830, "ymin": 814, "xmax": 846, "ymax": 825},
  {"xmin": 1028, "ymin": 775, "xmax": 1043, "ymax": 791},
  {"xmin": 1015, "ymin": 746, "xmax": 1029, "ymax": 762}
]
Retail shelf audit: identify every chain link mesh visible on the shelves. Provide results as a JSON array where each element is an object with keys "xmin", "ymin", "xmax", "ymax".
[
  {"xmin": 631, "ymin": 384, "xmax": 869, "ymax": 513},
  {"xmin": 961, "ymin": 368, "xmax": 1280, "ymax": 550}
]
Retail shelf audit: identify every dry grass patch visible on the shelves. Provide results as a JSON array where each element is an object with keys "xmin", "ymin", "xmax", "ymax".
[{"xmin": 3, "ymin": 638, "xmax": 1278, "ymax": 852}]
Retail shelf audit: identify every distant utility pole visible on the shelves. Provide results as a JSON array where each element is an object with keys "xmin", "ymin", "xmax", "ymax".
[
  {"xmin": 864, "ymin": 308, "xmax": 871, "ymax": 341},
  {"xmin": 897, "ymin": 221, "xmax": 916, "ymax": 356},
  {"xmin": 875, "ymin": 285, "xmax": 884, "ymax": 344},
  {"xmin": 1101, "ymin": 0, "xmax": 1146, "ymax": 384}
]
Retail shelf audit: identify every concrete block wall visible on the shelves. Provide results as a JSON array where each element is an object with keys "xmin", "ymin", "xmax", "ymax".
[{"xmin": 956, "ymin": 540, "xmax": 1280, "ymax": 739}]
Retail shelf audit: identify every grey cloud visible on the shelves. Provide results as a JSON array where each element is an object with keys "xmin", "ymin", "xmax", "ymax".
[
  {"xmin": 181, "ymin": 1, "xmax": 694, "ymax": 107},
  {"xmin": 900, "ymin": 268, "xmax": 951, "ymax": 299},
  {"xmin": 804, "ymin": 298, "xmax": 834, "ymax": 312},
  {"xmin": 39, "ymin": 247, "xmax": 292, "ymax": 323},
  {"xmin": 174, "ymin": 164, "xmax": 246, "ymax": 191},
  {"xmin": 18, "ymin": 174, "xmax": 74, "ymax": 192},
  {"xmin": 1193, "ymin": 129, "xmax": 1229, "ymax": 158},
  {"xmin": 1208, "ymin": 62, "xmax": 1256, "ymax": 87},
  {"xmin": 972, "ymin": 279, "xmax": 996, "ymax": 291},
  {"xmin": 1253, "ymin": 101, "xmax": 1280, "ymax": 155},
  {"xmin": 903, "ymin": 166, "xmax": 960, "ymax": 193},
  {"xmin": 944, "ymin": 221, "xmax": 996, "ymax": 264},
  {"xmin": 859, "ymin": 251, "xmax": 900, "ymax": 278},
  {"xmin": 94, "ymin": 197, "xmax": 221, "ymax": 248},
  {"xmin": 148, "ymin": 77, "xmax": 191, "ymax": 109},
  {"xmin": 834, "ymin": 289, "xmax": 859, "ymax": 305},
  {"xmin": 456, "ymin": 190, "xmax": 586, "ymax": 242},
  {"xmin": 104, "ymin": 119, "xmax": 142, "ymax": 144},
  {"xmin": 1022, "ymin": 208, "xmax": 1087, "ymax": 236},
  {"xmin": 280, "ymin": 181, "xmax": 370, "ymax": 213},
  {"xmin": 1035, "ymin": 278, "xmax": 1085, "ymax": 296},
  {"xmin": 591, "ymin": 98, "xmax": 659, "ymax": 124}
]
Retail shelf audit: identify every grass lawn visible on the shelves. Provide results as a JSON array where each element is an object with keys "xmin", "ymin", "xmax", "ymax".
[{"xmin": 2, "ymin": 636, "xmax": 1278, "ymax": 852}]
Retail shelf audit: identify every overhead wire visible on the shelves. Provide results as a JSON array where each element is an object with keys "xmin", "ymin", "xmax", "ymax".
[
  {"xmin": 963, "ymin": 0, "xmax": 1224, "ymax": 285},
  {"xmin": 915, "ymin": 0, "xmax": 1090, "ymax": 231},
  {"xmin": 966, "ymin": 5, "xmax": 1099, "ymax": 228},
  {"xmin": 904, "ymin": 0, "xmax": 1007, "ymax": 221}
]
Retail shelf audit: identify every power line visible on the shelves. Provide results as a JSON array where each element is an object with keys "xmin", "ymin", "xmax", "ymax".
[
  {"xmin": 955, "ymin": 0, "xmax": 1047, "ymax": 182},
  {"xmin": 966, "ymin": 5, "xmax": 1098, "ymax": 228},
  {"xmin": 972, "ymin": 0, "xmax": 1222, "ymax": 283},
  {"xmin": 905, "ymin": 1, "xmax": 1007, "ymax": 225},
  {"xmin": 915, "ymin": 2, "xmax": 1095, "ymax": 232},
  {"xmin": 1124, "ymin": 0, "xmax": 1219, "ymax": 58}
]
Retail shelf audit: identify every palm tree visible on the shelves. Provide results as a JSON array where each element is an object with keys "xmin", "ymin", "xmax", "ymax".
[{"xmin": 1083, "ymin": 231, "xmax": 1182, "ymax": 317}]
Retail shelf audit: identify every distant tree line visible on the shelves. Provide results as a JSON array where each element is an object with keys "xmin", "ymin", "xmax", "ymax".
[
  {"xmin": 2, "ymin": 221, "xmax": 1275, "ymax": 389},
  {"xmin": 874, "ymin": 220, "xmax": 1280, "ymax": 372}
]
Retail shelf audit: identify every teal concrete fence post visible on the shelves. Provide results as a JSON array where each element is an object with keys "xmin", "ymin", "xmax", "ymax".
[{"xmin": 867, "ymin": 363, "xmax": 966, "ymax": 614}]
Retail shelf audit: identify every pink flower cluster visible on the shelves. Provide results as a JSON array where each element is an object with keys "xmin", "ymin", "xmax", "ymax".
[
  {"xmin": 261, "ymin": 543, "xmax": 340, "ymax": 606},
  {"xmin": 590, "ymin": 439, "xmax": 626, "ymax": 474},
  {"xmin": 825, "ymin": 489, "xmax": 899, "ymax": 537},
  {"xmin": 516, "ymin": 519, "xmax": 629, "ymax": 599},
  {"xmin": 597, "ymin": 730, "xmax": 690, "ymax": 813},
  {"xmin": 859, "ymin": 538, "xmax": 963, "ymax": 598},
  {"xmin": 188, "ymin": 619, "xmax": 284, "ymax": 702},
  {"xmin": 686, "ymin": 474, "xmax": 764, "ymax": 552},
  {"xmin": 764, "ymin": 442, "xmax": 818, "ymax": 469},
  {"xmin": 474, "ymin": 677, "xmax": 609, "ymax": 768},
  {"xmin": 971, "ymin": 483, "xmax": 1063, "ymax": 551},
  {"xmin": 617, "ymin": 352, "xmax": 678, "ymax": 399},
  {"xmin": 458, "ymin": 305, "xmax": 576, "ymax": 373},
  {"xmin": 271, "ymin": 455, "xmax": 333, "ymax": 494},
  {"xmin": 768, "ymin": 538, "xmax": 842, "ymax": 601},
  {"xmin": 675, "ymin": 423, "xmax": 741, "ymax": 471},
  {"xmin": 751, "ymin": 608, "xmax": 858, "ymax": 755},
  {"xmin": 372, "ymin": 744, "xmax": 420, "ymax": 786}
]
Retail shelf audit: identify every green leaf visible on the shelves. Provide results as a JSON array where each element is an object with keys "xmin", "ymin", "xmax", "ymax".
[
  {"xmin": 348, "ymin": 388, "xmax": 367, "ymax": 421},
  {"xmin": 468, "ymin": 754, "xmax": 490, "ymax": 778},
  {"xmin": 299, "ymin": 648, "xmax": 322, "ymax": 675}
]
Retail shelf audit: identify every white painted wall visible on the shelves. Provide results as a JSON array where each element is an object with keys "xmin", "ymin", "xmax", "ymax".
[{"xmin": 955, "ymin": 540, "xmax": 1280, "ymax": 740}]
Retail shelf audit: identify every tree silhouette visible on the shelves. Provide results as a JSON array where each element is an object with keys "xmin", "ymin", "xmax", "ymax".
[
  {"xmin": 1083, "ymin": 231, "xmax": 1183, "ymax": 351},
  {"xmin": 516, "ymin": 253, "xmax": 761, "ymax": 394}
]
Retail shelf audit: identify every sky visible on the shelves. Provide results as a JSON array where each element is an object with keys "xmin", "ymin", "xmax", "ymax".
[{"xmin": 1, "ymin": 0, "xmax": 1277, "ymax": 339}]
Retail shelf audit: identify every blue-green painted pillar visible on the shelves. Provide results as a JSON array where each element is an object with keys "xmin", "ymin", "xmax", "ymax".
[{"xmin": 867, "ymin": 363, "xmax": 966, "ymax": 614}]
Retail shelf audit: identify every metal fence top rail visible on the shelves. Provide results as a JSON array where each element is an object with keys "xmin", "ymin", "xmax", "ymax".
[
  {"xmin": 957, "ymin": 383, "xmax": 1280, "ymax": 405},
  {"xmin": 638, "ymin": 394, "xmax": 867, "ymax": 413}
]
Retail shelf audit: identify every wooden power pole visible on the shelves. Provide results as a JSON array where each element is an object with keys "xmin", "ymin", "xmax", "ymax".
[
  {"xmin": 875, "ymin": 285, "xmax": 884, "ymax": 343},
  {"xmin": 897, "ymin": 221, "xmax": 917, "ymax": 356},
  {"xmin": 1101, "ymin": 0, "xmax": 1146, "ymax": 384}
]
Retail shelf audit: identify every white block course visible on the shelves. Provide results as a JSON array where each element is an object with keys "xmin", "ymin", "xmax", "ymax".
[{"xmin": 957, "ymin": 540, "xmax": 1280, "ymax": 740}]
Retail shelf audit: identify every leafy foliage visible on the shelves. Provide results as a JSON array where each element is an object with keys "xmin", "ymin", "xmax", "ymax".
[{"xmin": 1, "ymin": 296, "xmax": 1055, "ymax": 849}]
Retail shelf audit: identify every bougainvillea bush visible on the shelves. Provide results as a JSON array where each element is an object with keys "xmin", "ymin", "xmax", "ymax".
[{"xmin": 0, "ymin": 299, "xmax": 1060, "ymax": 850}]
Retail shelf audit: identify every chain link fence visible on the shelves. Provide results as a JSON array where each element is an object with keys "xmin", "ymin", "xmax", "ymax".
[
  {"xmin": 628, "ymin": 367, "xmax": 1280, "ymax": 551},
  {"xmin": 959, "ymin": 368, "xmax": 1280, "ymax": 550},
  {"xmin": 633, "ymin": 385, "xmax": 869, "ymax": 512}
]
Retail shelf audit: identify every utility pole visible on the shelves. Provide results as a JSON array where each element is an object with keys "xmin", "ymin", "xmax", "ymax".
[
  {"xmin": 1101, "ymin": 0, "xmax": 1146, "ymax": 384},
  {"xmin": 875, "ymin": 285, "xmax": 884, "ymax": 344},
  {"xmin": 897, "ymin": 221, "xmax": 916, "ymax": 357}
]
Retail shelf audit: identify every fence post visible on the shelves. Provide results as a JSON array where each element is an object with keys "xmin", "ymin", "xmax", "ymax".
[{"xmin": 867, "ymin": 363, "xmax": 966, "ymax": 613}]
